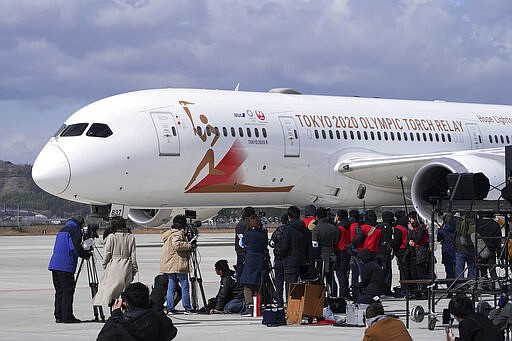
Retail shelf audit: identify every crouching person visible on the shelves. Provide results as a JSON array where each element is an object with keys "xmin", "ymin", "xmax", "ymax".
[
  {"xmin": 209, "ymin": 259, "xmax": 244, "ymax": 314},
  {"xmin": 97, "ymin": 282, "xmax": 177, "ymax": 341},
  {"xmin": 363, "ymin": 301, "xmax": 412, "ymax": 341}
]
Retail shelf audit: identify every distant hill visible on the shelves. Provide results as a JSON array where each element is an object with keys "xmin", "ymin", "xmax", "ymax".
[{"xmin": 0, "ymin": 160, "xmax": 89, "ymax": 219}]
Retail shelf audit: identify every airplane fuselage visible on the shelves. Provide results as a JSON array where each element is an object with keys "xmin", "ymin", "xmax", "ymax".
[{"xmin": 32, "ymin": 88, "xmax": 512, "ymax": 224}]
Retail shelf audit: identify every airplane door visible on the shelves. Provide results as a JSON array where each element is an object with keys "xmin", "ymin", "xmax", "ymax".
[
  {"xmin": 279, "ymin": 116, "xmax": 300, "ymax": 157},
  {"xmin": 150, "ymin": 112, "xmax": 180, "ymax": 156},
  {"xmin": 466, "ymin": 123, "xmax": 483, "ymax": 149}
]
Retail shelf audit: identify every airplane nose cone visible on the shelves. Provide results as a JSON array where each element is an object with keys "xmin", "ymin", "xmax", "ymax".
[{"xmin": 32, "ymin": 145, "xmax": 70, "ymax": 195}]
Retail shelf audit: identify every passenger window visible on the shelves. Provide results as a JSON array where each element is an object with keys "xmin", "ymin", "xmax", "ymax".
[
  {"xmin": 410, "ymin": 132, "xmax": 414, "ymax": 141},
  {"xmin": 222, "ymin": 127, "xmax": 228, "ymax": 137},
  {"xmin": 322, "ymin": 130, "xmax": 326, "ymax": 139},
  {"xmin": 314, "ymin": 130, "xmax": 319, "ymax": 139},
  {"xmin": 231, "ymin": 127, "xmax": 236, "ymax": 137},
  {"xmin": 383, "ymin": 132, "xmax": 388, "ymax": 141},
  {"xmin": 448, "ymin": 134, "xmax": 452, "ymax": 142},
  {"xmin": 61, "ymin": 123, "xmax": 89, "ymax": 137},
  {"xmin": 329, "ymin": 130, "xmax": 333, "ymax": 139},
  {"xmin": 214, "ymin": 127, "xmax": 220, "ymax": 136},
  {"xmin": 343, "ymin": 131, "xmax": 348, "ymax": 139},
  {"xmin": 206, "ymin": 126, "xmax": 211, "ymax": 136},
  {"xmin": 86, "ymin": 123, "xmax": 113, "ymax": 138},
  {"xmin": 357, "ymin": 131, "xmax": 361, "ymax": 140},
  {"xmin": 350, "ymin": 131, "xmax": 354, "ymax": 140},
  {"xmin": 262, "ymin": 128, "xmax": 267, "ymax": 138},
  {"xmin": 370, "ymin": 131, "xmax": 375, "ymax": 140},
  {"xmin": 397, "ymin": 132, "xmax": 401, "ymax": 141},
  {"xmin": 363, "ymin": 131, "xmax": 368, "ymax": 140},
  {"xmin": 390, "ymin": 132, "xmax": 395, "ymax": 141},
  {"xmin": 377, "ymin": 131, "xmax": 381, "ymax": 140},
  {"xmin": 239, "ymin": 127, "xmax": 244, "ymax": 137},
  {"xmin": 403, "ymin": 132, "xmax": 408, "ymax": 141},
  {"xmin": 197, "ymin": 126, "xmax": 203, "ymax": 136},
  {"xmin": 336, "ymin": 130, "xmax": 340, "ymax": 139},
  {"xmin": 501, "ymin": 135, "xmax": 505, "ymax": 144},
  {"xmin": 246, "ymin": 127, "xmax": 252, "ymax": 137},
  {"xmin": 255, "ymin": 128, "xmax": 259, "ymax": 138},
  {"xmin": 429, "ymin": 133, "xmax": 433, "ymax": 141},
  {"xmin": 441, "ymin": 134, "xmax": 445, "ymax": 142},
  {"xmin": 489, "ymin": 135, "xmax": 493, "ymax": 143}
]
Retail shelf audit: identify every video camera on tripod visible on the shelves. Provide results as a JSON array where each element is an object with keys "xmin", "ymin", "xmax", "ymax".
[
  {"xmin": 80, "ymin": 223, "xmax": 99, "ymax": 252},
  {"xmin": 184, "ymin": 210, "xmax": 201, "ymax": 245}
]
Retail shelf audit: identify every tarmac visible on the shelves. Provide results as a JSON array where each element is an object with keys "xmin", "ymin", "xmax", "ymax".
[{"xmin": 0, "ymin": 232, "xmax": 476, "ymax": 340}]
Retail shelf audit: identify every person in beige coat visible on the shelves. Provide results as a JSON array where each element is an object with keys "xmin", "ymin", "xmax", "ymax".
[
  {"xmin": 160, "ymin": 215, "xmax": 195, "ymax": 314},
  {"xmin": 93, "ymin": 217, "xmax": 138, "ymax": 309}
]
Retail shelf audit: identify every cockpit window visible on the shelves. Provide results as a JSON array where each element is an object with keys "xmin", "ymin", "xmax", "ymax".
[
  {"xmin": 86, "ymin": 123, "xmax": 113, "ymax": 138},
  {"xmin": 60, "ymin": 123, "xmax": 89, "ymax": 137},
  {"xmin": 53, "ymin": 124, "xmax": 67, "ymax": 137}
]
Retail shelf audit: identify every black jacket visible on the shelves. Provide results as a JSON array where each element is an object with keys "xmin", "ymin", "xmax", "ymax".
[
  {"xmin": 270, "ymin": 224, "xmax": 286, "ymax": 259},
  {"xmin": 311, "ymin": 217, "xmax": 340, "ymax": 264},
  {"xmin": 357, "ymin": 251, "xmax": 384, "ymax": 296},
  {"xmin": 235, "ymin": 217, "xmax": 248, "ymax": 256},
  {"xmin": 215, "ymin": 269, "xmax": 243, "ymax": 310},
  {"xmin": 281, "ymin": 218, "xmax": 308, "ymax": 271},
  {"xmin": 455, "ymin": 313, "xmax": 502, "ymax": 341},
  {"xmin": 97, "ymin": 307, "xmax": 177, "ymax": 341},
  {"xmin": 477, "ymin": 218, "xmax": 502, "ymax": 252}
]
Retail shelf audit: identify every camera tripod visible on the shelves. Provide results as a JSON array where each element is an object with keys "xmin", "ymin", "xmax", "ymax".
[
  {"xmin": 189, "ymin": 244, "xmax": 207, "ymax": 310},
  {"xmin": 75, "ymin": 245, "xmax": 105, "ymax": 322}
]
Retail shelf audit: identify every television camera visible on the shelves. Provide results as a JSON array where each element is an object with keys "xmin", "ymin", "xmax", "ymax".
[{"xmin": 184, "ymin": 210, "xmax": 201, "ymax": 245}]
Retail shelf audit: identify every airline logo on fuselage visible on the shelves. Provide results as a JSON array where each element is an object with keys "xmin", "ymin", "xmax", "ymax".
[{"xmin": 233, "ymin": 109, "xmax": 266, "ymax": 121}]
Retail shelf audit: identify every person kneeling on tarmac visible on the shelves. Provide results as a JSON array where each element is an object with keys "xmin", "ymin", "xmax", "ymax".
[
  {"xmin": 97, "ymin": 282, "xmax": 177, "ymax": 341},
  {"xmin": 207, "ymin": 259, "xmax": 244, "ymax": 314}
]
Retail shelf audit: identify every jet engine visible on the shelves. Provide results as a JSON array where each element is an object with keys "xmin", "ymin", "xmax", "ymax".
[
  {"xmin": 411, "ymin": 154, "xmax": 504, "ymax": 221},
  {"xmin": 128, "ymin": 208, "xmax": 172, "ymax": 227}
]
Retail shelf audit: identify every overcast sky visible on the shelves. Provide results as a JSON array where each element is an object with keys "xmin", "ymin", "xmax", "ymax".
[{"xmin": 2, "ymin": 0, "xmax": 512, "ymax": 165}]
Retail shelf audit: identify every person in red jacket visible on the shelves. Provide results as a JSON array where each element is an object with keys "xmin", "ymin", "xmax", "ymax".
[
  {"xmin": 334, "ymin": 209, "xmax": 351, "ymax": 298},
  {"xmin": 361, "ymin": 210, "xmax": 382, "ymax": 255},
  {"xmin": 348, "ymin": 209, "xmax": 363, "ymax": 292},
  {"xmin": 406, "ymin": 211, "xmax": 430, "ymax": 299},
  {"xmin": 393, "ymin": 211, "xmax": 409, "ymax": 298}
]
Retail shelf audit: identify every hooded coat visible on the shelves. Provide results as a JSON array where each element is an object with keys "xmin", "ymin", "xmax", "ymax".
[
  {"xmin": 93, "ymin": 232, "xmax": 137, "ymax": 306},
  {"xmin": 159, "ymin": 228, "xmax": 191, "ymax": 274},
  {"xmin": 362, "ymin": 314, "xmax": 413, "ymax": 341}
]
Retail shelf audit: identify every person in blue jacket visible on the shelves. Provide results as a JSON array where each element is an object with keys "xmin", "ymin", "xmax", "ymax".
[
  {"xmin": 437, "ymin": 213, "xmax": 456, "ymax": 279},
  {"xmin": 48, "ymin": 216, "xmax": 90, "ymax": 323}
]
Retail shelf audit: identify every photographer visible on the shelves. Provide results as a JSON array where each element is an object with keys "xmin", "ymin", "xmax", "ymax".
[
  {"xmin": 209, "ymin": 259, "xmax": 244, "ymax": 314},
  {"xmin": 446, "ymin": 294, "xmax": 501, "ymax": 341},
  {"xmin": 48, "ymin": 216, "xmax": 90, "ymax": 323},
  {"xmin": 97, "ymin": 282, "xmax": 177, "ymax": 341},
  {"xmin": 159, "ymin": 215, "xmax": 195, "ymax": 314},
  {"xmin": 93, "ymin": 216, "xmax": 138, "ymax": 311}
]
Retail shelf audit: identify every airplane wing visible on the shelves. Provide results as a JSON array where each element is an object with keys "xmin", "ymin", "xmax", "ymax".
[{"xmin": 335, "ymin": 147, "xmax": 505, "ymax": 189}]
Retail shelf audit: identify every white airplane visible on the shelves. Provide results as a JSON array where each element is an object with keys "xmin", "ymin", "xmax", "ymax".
[{"xmin": 32, "ymin": 88, "xmax": 512, "ymax": 226}]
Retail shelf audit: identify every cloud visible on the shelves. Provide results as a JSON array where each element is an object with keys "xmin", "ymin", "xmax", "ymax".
[{"xmin": 2, "ymin": 0, "xmax": 512, "ymax": 163}]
